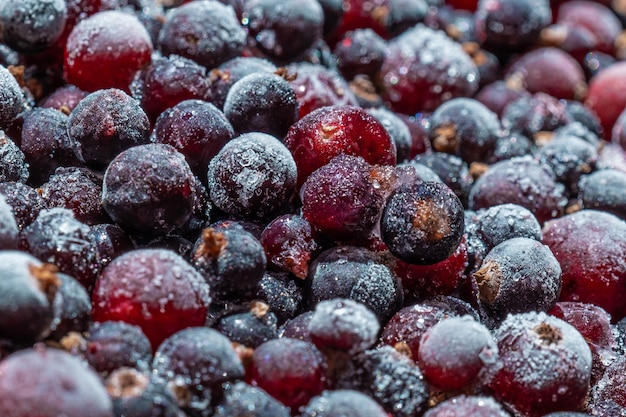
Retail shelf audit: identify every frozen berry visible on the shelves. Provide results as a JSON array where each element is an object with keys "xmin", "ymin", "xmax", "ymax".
[
  {"xmin": 64, "ymin": 10, "xmax": 153, "ymax": 92},
  {"xmin": 102, "ymin": 143, "xmax": 200, "ymax": 237},
  {"xmin": 377, "ymin": 24, "xmax": 479, "ymax": 114},
  {"xmin": 542, "ymin": 209, "xmax": 626, "ymax": 321},
  {"xmin": 248, "ymin": 337, "xmax": 327, "ymax": 411},
  {"xmin": 0, "ymin": 346, "xmax": 113, "ymax": 417},
  {"xmin": 68, "ymin": 88, "xmax": 151, "ymax": 170},
  {"xmin": 381, "ymin": 181, "xmax": 465, "ymax": 265},
  {"xmin": 300, "ymin": 389, "xmax": 388, "ymax": 417},
  {"xmin": 92, "ymin": 248, "xmax": 212, "ymax": 349},
  {"xmin": 284, "ymin": 104, "xmax": 396, "ymax": 186},
  {"xmin": 489, "ymin": 312, "xmax": 592, "ymax": 417},
  {"xmin": 158, "ymin": 0, "xmax": 246, "ymax": 69}
]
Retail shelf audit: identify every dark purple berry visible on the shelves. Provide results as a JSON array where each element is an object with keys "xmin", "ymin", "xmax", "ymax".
[{"xmin": 381, "ymin": 181, "xmax": 465, "ymax": 265}]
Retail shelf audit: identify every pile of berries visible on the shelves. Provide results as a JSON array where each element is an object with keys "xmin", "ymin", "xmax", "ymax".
[{"xmin": 1, "ymin": 0, "xmax": 626, "ymax": 416}]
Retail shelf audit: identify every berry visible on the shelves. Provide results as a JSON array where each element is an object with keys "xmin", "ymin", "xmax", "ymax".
[
  {"xmin": 300, "ymin": 389, "xmax": 388, "ymax": 417},
  {"xmin": 68, "ymin": 88, "xmax": 151, "ymax": 170},
  {"xmin": 193, "ymin": 225, "xmax": 267, "ymax": 303},
  {"xmin": 213, "ymin": 381, "xmax": 290, "ymax": 417},
  {"xmin": 19, "ymin": 108, "xmax": 81, "ymax": 186},
  {"xmin": 216, "ymin": 302, "xmax": 279, "ymax": 348},
  {"xmin": 248, "ymin": 337, "xmax": 327, "ymax": 411},
  {"xmin": 381, "ymin": 181, "xmax": 465, "ymax": 265},
  {"xmin": 102, "ymin": 143, "xmax": 200, "ymax": 237},
  {"xmin": 578, "ymin": 169, "xmax": 626, "ymax": 219},
  {"xmin": 158, "ymin": 0, "xmax": 245, "ymax": 69},
  {"xmin": 488, "ymin": 312, "xmax": 592, "ymax": 417},
  {"xmin": 0, "ymin": 251, "xmax": 59, "ymax": 342},
  {"xmin": 308, "ymin": 246, "xmax": 402, "ymax": 322},
  {"xmin": 472, "ymin": 237, "xmax": 562, "ymax": 325},
  {"xmin": 152, "ymin": 326, "xmax": 244, "ymax": 415},
  {"xmin": 336, "ymin": 346, "xmax": 429, "ymax": 417},
  {"xmin": 394, "ymin": 235, "xmax": 468, "ymax": 301},
  {"xmin": 0, "ymin": 0, "xmax": 68, "ymax": 53},
  {"xmin": 106, "ymin": 367, "xmax": 185, "ymax": 417},
  {"xmin": 301, "ymin": 154, "xmax": 390, "ymax": 241},
  {"xmin": 260, "ymin": 214, "xmax": 320, "ymax": 279},
  {"xmin": 91, "ymin": 248, "xmax": 212, "ymax": 349},
  {"xmin": 207, "ymin": 132, "xmax": 297, "ymax": 220},
  {"xmin": 242, "ymin": 0, "xmax": 325, "ymax": 61},
  {"xmin": 308, "ymin": 298, "xmax": 380, "ymax": 355},
  {"xmin": 418, "ymin": 315, "xmax": 497, "ymax": 391},
  {"xmin": 64, "ymin": 10, "xmax": 153, "ymax": 92},
  {"xmin": 284, "ymin": 105, "xmax": 396, "ymax": 186},
  {"xmin": 80, "ymin": 321, "xmax": 153, "ymax": 376},
  {"xmin": 287, "ymin": 61, "xmax": 359, "ymax": 119},
  {"xmin": 152, "ymin": 99, "xmax": 234, "ymax": 181},
  {"xmin": 223, "ymin": 72, "xmax": 298, "ymax": 138},
  {"xmin": 20, "ymin": 208, "xmax": 101, "ymax": 290},
  {"xmin": 377, "ymin": 24, "xmax": 479, "ymax": 114},
  {"xmin": 505, "ymin": 47, "xmax": 588, "ymax": 101},
  {"xmin": 423, "ymin": 395, "xmax": 511, "ymax": 417},
  {"xmin": 474, "ymin": 0, "xmax": 552, "ymax": 51},
  {"xmin": 0, "ymin": 131, "xmax": 29, "ymax": 184},
  {"xmin": 0, "ymin": 346, "xmax": 113, "ymax": 417},
  {"xmin": 428, "ymin": 97, "xmax": 501, "ymax": 164},
  {"xmin": 468, "ymin": 156, "xmax": 568, "ymax": 224},
  {"xmin": 130, "ymin": 54, "xmax": 212, "ymax": 122},
  {"xmin": 48, "ymin": 272, "xmax": 91, "ymax": 340},
  {"xmin": 542, "ymin": 209, "xmax": 626, "ymax": 321}
]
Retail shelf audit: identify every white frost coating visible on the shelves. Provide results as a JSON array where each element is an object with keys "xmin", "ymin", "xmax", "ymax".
[
  {"xmin": 207, "ymin": 132, "xmax": 297, "ymax": 219},
  {"xmin": 308, "ymin": 298, "xmax": 380, "ymax": 355}
]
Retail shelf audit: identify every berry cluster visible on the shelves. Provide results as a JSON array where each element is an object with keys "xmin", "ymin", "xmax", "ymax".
[{"xmin": 1, "ymin": 0, "xmax": 626, "ymax": 416}]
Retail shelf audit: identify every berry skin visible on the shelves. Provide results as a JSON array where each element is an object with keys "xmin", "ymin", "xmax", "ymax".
[
  {"xmin": 68, "ymin": 88, "xmax": 151, "ymax": 170},
  {"xmin": 472, "ymin": 237, "xmax": 562, "ymax": 324},
  {"xmin": 64, "ymin": 10, "xmax": 153, "ymax": 92},
  {"xmin": 260, "ymin": 214, "xmax": 320, "ymax": 279},
  {"xmin": 381, "ymin": 181, "xmax": 465, "ymax": 265},
  {"xmin": 91, "ymin": 248, "xmax": 212, "ymax": 350},
  {"xmin": 417, "ymin": 315, "xmax": 498, "ymax": 391},
  {"xmin": 0, "ymin": 0, "xmax": 68, "ymax": 53},
  {"xmin": 584, "ymin": 61, "xmax": 626, "ymax": 135},
  {"xmin": 377, "ymin": 24, "xmax": 479, "ymax": 114},
  {"xmin": 300, "ymin": 389, "xmax": 388, "ymax": 417},
  {"xmin": 0, "ymin": 65, "xmax": 26, "ymax": 131},
  {"xmin": 284, "ymin": 105, "xmax": 396, "ymax": 187},
  {"xmin": 158, "ymin": 0, "xmax": 245, "ymax": 69},
  {"xmin": 223, "ymin": 72, "xmax": 299, "ymax": 139},
  {"xmin": 248, "ymin": 337, "xmax": 327, "ymax": 412},
  {"xmin": 207, "ymin": 132, "xmax": 297, "ymax": 221},
  {"xmin": 48, "ymin": 272, "xmax": 91, "ymax": 340},
  {"xmin": 542, "ymin": 209, "xmax": 626, "ymax": 321},
  {"xmin": 301, "ymin": 154, "xmax": 391, "ymax": 241},
  {"xmin": 0, "ymin": 251, "xmax": 60, "ymax": 343},
  {"xmin": 489, "ymin": 312, "xmax": 592, "ymax": 417},
  {"xmin": 308, "ymin": 298, "xmax": 380, "ymax": 356},
  {"xmin": 152, "ymin": 326, "xmax": 245, "ymax": 416},
  {"xmin": 423, "ymin": 395, "xmax": 511, "ymax": 417},
  {"xmin": 102, "ymin": 143, "xmax": 200, "ymax": 237},
  {"xmin": 0, "ymin": 346, "xmax": 114, "ymax": 417},
  {"xmin": 468, "ymin": 156, "xmax": 568, "ymax": 225}
]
